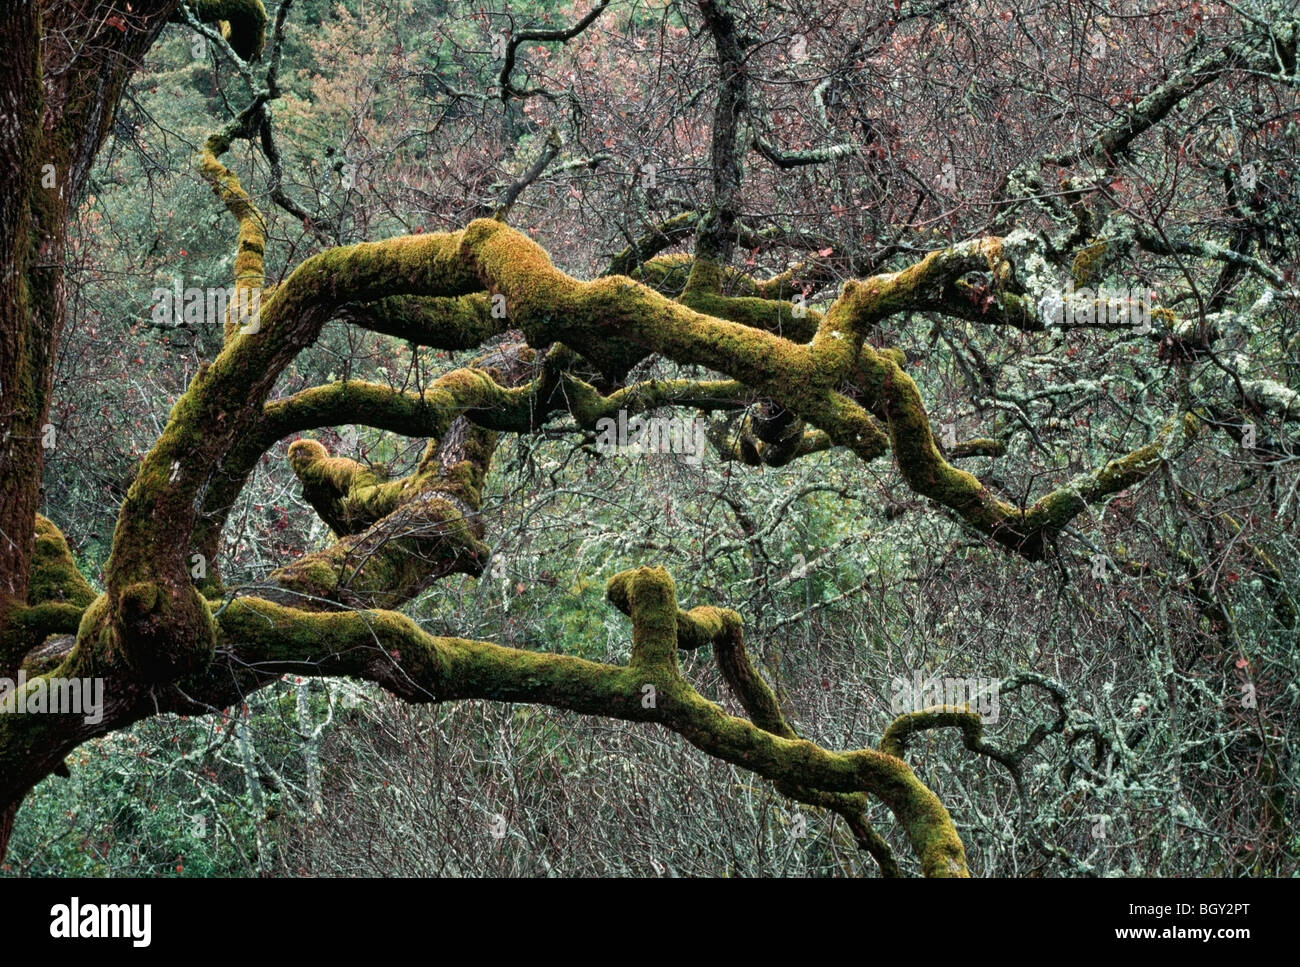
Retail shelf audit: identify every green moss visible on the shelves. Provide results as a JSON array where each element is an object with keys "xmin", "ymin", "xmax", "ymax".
[
  {"xmin": 110, "ymin": 582, "xmax": 217, "ymax": 681},
  {"xmin": 27, "ymin": 517, "xmax": 96, "ymax": 608},
  {"xmin": 628, "ymin": 253, "xmax": 695, "ymax": 294},
  {"xmin": 675, "ymin": 606, "xmax": 741, "ymax": 650},
  {"xmin": 1071, "ymin": 239, "xmax": 1109, "ymax": 285},
  {"xmin": 350, "ymin": 293, "xmax": 506, "ymax": 349},
  {"xmin": 681, "ymin": 289, "xmax": 820, "ymax": 342},
  {"xmin": 288, "ymin": 438, "xmax": 400, "ymax": 535},
  {"xmin": 197, "ymin": 130, "xmax": 266, "ymax": 343},
  {"xmin": 606, "ymin": 568, "xmax": 674, "ymax": 670},
  {"xmin": 950, "ymin": 437, "xmax": 1006, "ymax": 458}
]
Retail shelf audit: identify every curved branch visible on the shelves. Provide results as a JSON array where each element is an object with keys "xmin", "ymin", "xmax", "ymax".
[
  {"xmin": 207, "ymin": 566, "xmax": 967, "ymax": 875},
  {"xmin": 498, "ymin": 2, "xmax": 611, "ymax": 102}
]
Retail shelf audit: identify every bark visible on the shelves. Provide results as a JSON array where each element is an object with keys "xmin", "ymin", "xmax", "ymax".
[
  {"xmin": 0, "ymin": 0, "xmax": 269, "ymax": 852},
  {"xmin": 695, "ymin": 0, "xmax": 748, "ymax": 265}
]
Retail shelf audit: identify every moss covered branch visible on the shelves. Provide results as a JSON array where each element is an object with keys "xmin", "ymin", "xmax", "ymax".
[
  {"xmin": 266, "ymin": 417, "xmax": 494, "ymax": 610},
  {"xmin": 199, "ymin": 124, "xmax": 268, "ymax": 343},
  {"xmin": 201, "ymin": 565, "xmax": 967, "ymax": 875},
  {"xmin": 124, "ymin": 197, "xmax": 1190, "ymax": 686}
]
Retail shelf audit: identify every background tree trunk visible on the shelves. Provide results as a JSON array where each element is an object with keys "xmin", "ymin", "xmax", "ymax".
[
  {"xmin": 0, "ymin": 802, "xmax": 15, "ymax": 863},
  {"xmin": 0, "ymin": 1, "xmax": 186, "ymax": 863},
  {"xmin": 0, "ymin": 0, "xmax": 46, "ymax": 637}
]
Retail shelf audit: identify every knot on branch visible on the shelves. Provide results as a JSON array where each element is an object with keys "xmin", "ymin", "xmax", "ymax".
[
  {"xmin": 288, "ymin": 438, "xmax": 391, "ymax": 536},
  {"xmin": 112, "ymin": 581, "xmax": 217, "ymax": 682},
  {"xmin": 606, "ymin": 566, "xmax": 679, "ymax": 671},
  {"xmin": 606, "ymin": 567, "xmax": 740, "ymax": 665}
]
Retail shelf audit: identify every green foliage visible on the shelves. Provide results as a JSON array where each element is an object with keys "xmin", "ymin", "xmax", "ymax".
[{"xmin": 1, "ymin": 681, "xmax": 346, "ymax": 877}]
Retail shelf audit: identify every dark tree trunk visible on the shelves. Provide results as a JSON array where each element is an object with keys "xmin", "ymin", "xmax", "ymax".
[
  {"xmin": 0, "ymin": 802, "xmax": 15, "ymax": 863},
  {"xmin": 0, "ymin": 0, "xmax": 46, "ymax": 634},
  {"xmin": 0, "ymin": 0, "xmax": 186, "ymax": 864}
]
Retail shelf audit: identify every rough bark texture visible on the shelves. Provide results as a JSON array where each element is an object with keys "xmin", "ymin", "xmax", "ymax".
[{"xmin": 0, "ymin": 0, "xmax": 267, "ymax": 861}]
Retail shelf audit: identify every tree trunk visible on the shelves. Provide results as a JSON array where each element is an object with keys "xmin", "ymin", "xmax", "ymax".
[
  {"xmin": 0, "ymin": 1, "xmax": 187, "ymax": 864},
  {"xmin": 0, "ymin": 0, "xmax": 46, "ymax": 635},
  {"xmin": 0, "ymin": 801, "xmax": 15, "ymax": 863}
]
